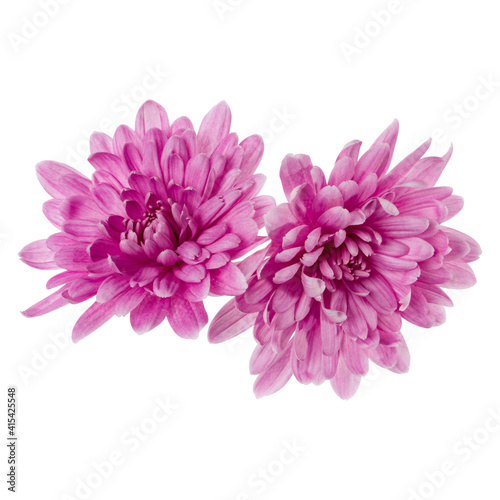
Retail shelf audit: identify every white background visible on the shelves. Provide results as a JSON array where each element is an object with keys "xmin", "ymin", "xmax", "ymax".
[{"xmin": 1, "ymin": 1, "xmax": 499, "ymax": 499}]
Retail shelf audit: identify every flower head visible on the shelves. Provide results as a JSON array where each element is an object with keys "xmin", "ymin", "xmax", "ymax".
[
  {"xmin": 209, "ymin": 121, "xmax": 480, "ymax": 399},
  {"xmin": 20, "ymin": 101, "xmax": 274, "ymax": 342}
]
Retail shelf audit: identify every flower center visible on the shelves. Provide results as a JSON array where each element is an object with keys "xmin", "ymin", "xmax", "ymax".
[
  {"xmin": 119, "ymin": 195, "xmax": 183, "ymax": 253},
  {"xmin": 330, "ymin": 247, "xmax": 370, "ymax": 281},
  {"xmin": 142, "ymin": 200, "xmax": 164, "ymax": 225},
  {"xmin": 318, "ymin": 231, "xmax": 374, "ymax": 282}
]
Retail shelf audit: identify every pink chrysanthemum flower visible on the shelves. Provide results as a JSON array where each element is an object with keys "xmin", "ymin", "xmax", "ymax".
[
  {"xmin": 20, "ymin": 101, "xmax": 274, "ymax": 342},
  {"xmin": 209, "ymin": 121, "xmax": 480, "ymax": 399}
]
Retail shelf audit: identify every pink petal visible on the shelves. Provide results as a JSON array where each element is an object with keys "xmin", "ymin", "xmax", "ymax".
[
  {"xmin": 370, "ymin": 254, "xmax": 418, "ymax": 271},
  {"xmin": 46, "ymin": 270, "xmax": 85, "ymax": 289},
  {"xmin": 157, "ymin": 249, "xmax": 179, "ymax": 266},
  {"xmin": 342, "ymin": 337, "xmax": 369, "ymax": 375},
  {"xmin": 253, "ymin": 346, "xmax": 293, "ymax": 398},
  {"xmin": 245, "ymin": 278, "xmax": 274, "ymax": 304},
  {"xmin": 36, "ymin": 161, "xmax": 89, "ymax": 199},
  {"xmin": 197, "ymin": 224, "xmax": 227, "ymax": 246},
  {"xmin": 54, "ymin": 245, "xmax": 90, "ymax": 271},
  {"xmin": 280, "ymin": 154, "xmax": 314, "ymax": 201},
  {"xmin": 88, "ymin": 152, "xmax": 129, "ymax": 185},
  {"xmin": 204, "ymin": 234, "xmax": 241, "ymax": 253},
  {"xmin": 441, "ymin": 195, "xmax": 464, "ymax": 222},
  {"xmin": 197, "ymin": 101, "xmax": 232, "ymax": 156},
  {"xmin": 19, "ymin": 239, "xmax": 57, "ymax": 270},
  {"xmin": 369, "ymin": 344, "xmax": 398, "ymax": 369},
  {"xmin": 354, "ymin": 143, "xmax": 390, "ymax": 182},
  {"xmin": 370, "ymin": 119, "xmax": 399, "ymax": 176},
  {"xmin": 113, "ymin": 125, "xmax": 141, "ymax": 158},
  {"xmin": 373, "ymin": 215, "xmax": 429, "ymax": 238},
  {"xmin": 389, "ymin": 340, "xmax": 411, "ymax": 374},
  {"xmin": 442, "ymin": 262, "xmax": 477, "ymax": 289},
  {"xmin": 208, "ymin": 298, "xmax": 258, "ymax": 343},
  {"xmin": 320, "ymin": 310, "xmax": 340, "ymax": 356},
  {"xmin": 43, "ymin": 200, "xmax": 65, "ymax": 228},
  {"xmin": 181, "ymin": 275, "xmax": 210, "ymax": 302},
  {"xmin": 274, "ymin": 263, "xmax": 301, "ymax": 284},
  {"xmin": 239, "ymin": 135, "xmax": 264, "ymax": 179},
  {"xmin": 237, "ymin": 246, "xmax": 268, "ymax": 278},
  {"xmin": 166, "ymin": 296, "xmax": 208, "ymax": 339},
  {"xmin": 21, "ymin": 285, "xmax": 70, "ymax": 317},
  {"xmin": 205, "ymin": 253, "xmax": 230, "ymax": 269},
  {"xmin": 131, "ymin": 265, "xmax": 163, "ymax": 287},
  {"xmin": 264, "ymin": 203, "xmax": 297, "ymax": 240},
  {"xmin": 176, "ymin": 241, "xmax": 203, "ymax": 262},
  {"xmin": 62, "ymin": 220, "xmax": 102, "ymax": 241},
  {"xmin": 272, "ymin": 278, "xmax": 301, "ymax": 313},
  {"xmin": 250, "ymin": 342, "xmax": 279, "ymax": 375},
  {"xmin": 64, "ymin": 278, "xmax": 101, "ymax": 303},
  {"xmin": 410, "ymin": 147, "xmax": 452, "ymax": 187},
  {"xmin": 153, "ymin": 270, "xmax": 181, "ymax": 298},
  {"xmin": 329, "ymin": 157, "xmax": 355, "ymax": 186},
  {"xmin": 115, "ymin": 287, "xmax": 146, "ymax": 316},
  {"xmin": 130, "ymin": 294, "xmax": 169, "ymax": 334},
  {"xmin": 312, "ymin": 185, "xmax": 343, "ymax": 218},
  {"xmin": 60, "ymin": 195, "xmax": 103, "ymax": 222},
  {"xmin": 335, "ymin": 140, "xmax": 362, "ymax": 164},
  {"xmin": 72, "ymin": 300, "xmax": 117, "ymax": 342},
  {"xmin": 301, "ymin": 271, "xmax": 326, "ymax": 298},
  {"xmin": 316, "ymin": 206, "xmax": 350, "ymax": 232},
  {"xmin": 90, "ymin": 132, "xmax": 113, "ymax": 155},
  {"xmin": 209, "ymin": 262, "xmax": 247, "ymax": 296},
  {"xmin": 330, "ymin": 355, "xmax": 362, "ymax": 400},
  {"xmin": 170, "ymin": 116, "xmax": 194, "ymax": 135},
  {"xmin": 184, "ymin": 154, "xmax": 210, "ymax": 193},
  {"xmin": 376, "ymin": 139, "xmax": 431, "ymax": 194},
  {"xmin": 173, "ymin": 263, "xmax": 206, "ymax": 283},
  {"xmin": 135, "ymin": 100, "xmax": 170, "ymax": 136},
  {"xmin": 96, "ymin": 276, "xmax": 130, "ymax": 303}
]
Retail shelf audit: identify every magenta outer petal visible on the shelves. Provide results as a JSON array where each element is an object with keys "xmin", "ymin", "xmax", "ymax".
[
  {"xmin": 135, "ymin": 100, "xmax": 170, "ymax": 136},
  {"xmin": 36, "ymin": 161, "xmax": 88, "ymax": 199},
  {"xmin": 279, "ymin": 154, "xmax": 314, "ymax": 201},
  {"xmin": 331, "ymin": 355, "xmax": 362, "ymax": 400},
  {"xmin": 72, "ymin": 300, "xmax": 117, "ymax": 342},
  {"xmin": 22, "ymin": 285, "xmax": 70, "ymax": 318},
  {"xmin": 390, "ymin": 340, "xmax": 411, "ymax": 374},
  {"xmin": 250, "ymin": 342, "xmax": 279, "ymax": 375},
  {"xmin": 209, "ymin": 263, "xmax": 248, "ymax": 296},
  {"xmin": 253, "ymin": 346, "xmax": 293, "ymax": 398},
  {"xmin": 19, "ymin": 240, "xmax": 57, "ymax": 270},
  {"xmin": 130, "ymin": 294, "xmax": 169, "ymax": 334},
  {"xmin": 239, "ymin": 135, "xmax": 264, "ymax": 178},
  {"xmin": 197, "ymin": 101, "xmax": 231, "ymax": 156},
  {"xmin": 208, "ymin": 298, "xmax": 258, "ymax": 343},
  {"xmin": 166, "ymin": 297, "xmax": 208, "ymax": 339},
  {"xmin": 264, "ymin": 204, "xmax": 297, "ymax": 240}
]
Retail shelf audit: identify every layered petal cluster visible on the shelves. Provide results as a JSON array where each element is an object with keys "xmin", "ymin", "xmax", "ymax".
[
  {"xmin": 20, "ymin": 101, "xmax": 274, "ymax": 341},
  {"xmin": 209, "ymin": 121, "xmax": 480, "ymax": 399}
]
